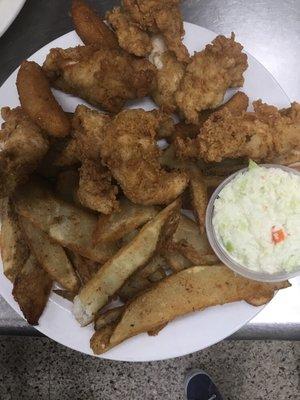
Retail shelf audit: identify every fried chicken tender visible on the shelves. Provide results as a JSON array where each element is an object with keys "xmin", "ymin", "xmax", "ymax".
[
  {"xmin": 107, "ymin": 0, "xmax": 189, "ymax": 62},
  {"xmin": 71, "ymin": 0, "xmax": 119, "ymax": 48},
  {"xmin": 0, "ymin": 107, "xmax": 49, "ymax": 197},
  {"xmin": 151, "ymin": 51, "xmax": 185, "ymax": 112},
  {"xmin": 75, "ymin": 107, "xmax": 188, "ymax": 205},
  {"xmin": 72, "ymin": 105, "xmax": 110, "ymax": 161},
  {"xmin": 72, "ymin": 106, "xmax": 119, "ymax": 213},
  {"xmin": 16, "ymin": 61, "xmax": 71, "ymax": 137},
  {"xmin": 177, "ymin": 101, "xmax": 300, "ymax": 163},
  {"xmin": 175, "ymin": 34, "xmax": 248, "ymax": 124},
  {"xmin": 77, "ymin": 159, "xmax": 119, "ymax": 214},
  {"xmin": 43, "ymin": 45, "xmax": 155, "ymax": 113},
  {"xmin": 106, "ymin": 7, "xmax": 152, "ymax": 57}
]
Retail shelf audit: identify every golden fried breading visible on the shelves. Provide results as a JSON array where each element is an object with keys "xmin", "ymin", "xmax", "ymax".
[
  {"xmin": 168, "ymin": 92, "xmax": 248, "ymax": 143},
  {"xmin": 16, "ymin": 61, "xmax": 71, "ymax": 137},
  {"xmin": 79, "ymin": 108, "xmax": 188, "ymax": 205},
  {"xmin": 123, "ymin": 0, "xmax": 189, "ymax": 62},
  {"xmin": 77, "ymin": 159, "xmax": 119, "ymax": 214},
  {"xmin": 107, "ymin": 7, "xmax": 152, "ymax": 57},
  {"xmin": 72, "ymin": 105, "xmax": 110, "ymax": 161},
  {"xmin": 175, "ymin": 34, "xmax": 248, "ymax": 124},
  {"xmin": 71, "ymin": 0, "xmax": 119, "ymax": 48},
  {"xmin": 0, "ymin": 107, "xmax": 49, "ymax": 197},
  {"xmin": 43, "ymin": 45, "xmax": 155, "ymax": 113},
  {"xmin": 177, "ymin": 101, "xmax": 300, "ymax": 163},
  {"xmin": 151, "ymin": 51, "xmax": 185, "ymax": 112}
]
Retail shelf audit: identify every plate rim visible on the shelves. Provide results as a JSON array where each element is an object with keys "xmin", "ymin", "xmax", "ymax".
[
  {"xmin": 0, "ymin": 0, "xmax": 26, "ymax": 38},
  {"xmin": 0, "ymin": 22, "xmax": 291, "ymax": 361}
]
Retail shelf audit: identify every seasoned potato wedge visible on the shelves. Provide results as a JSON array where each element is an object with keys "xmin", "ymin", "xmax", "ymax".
[
  {"xmin": 13, "ymin": 179, "xmax": 118, "ymax": 263},
  {"xmin": 67, "ymin": 250, "xmax": 100, "ymax": 285},
  {"xmin": 20, "ymin": 217, "xmax": 80, "ymax": 292},
  {"xmin": 73, "ymin": 199, "xmax": 181, "ymax": 326},
  {"xmin": 188, "ymin": 165, "xmax": 207, "ymax": 233},
  {"xmin": 93, "ymin": 198, "xmax": 158, "ymax": 244},
  {"xmin": 12, "ymin": 254, "xmax": 52, "ymax": 325},
  {"xmin": 91, "ymin": 265, "xmax": 290, "ymax": 354},
  {"xmin": 1, "ymin": 201, "xmax": 29, "ymax": 282}
]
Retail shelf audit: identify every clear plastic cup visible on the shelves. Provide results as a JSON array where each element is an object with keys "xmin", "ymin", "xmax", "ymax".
[{"xmin": 205, "ymin": 164, "xmax": 300, "ymax": 282}]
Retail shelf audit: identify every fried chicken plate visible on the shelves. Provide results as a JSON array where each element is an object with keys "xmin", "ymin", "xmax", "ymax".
[
  {"xmin": 175, "ymin": 34, "xmax": 248, "ymax": 124},
  {"xmin": 107, "ymin": 0, "xmax": 189, "ymax": 62},
  {"xmin": 43, "ymin": 45, "xmax": 155, "ymax": 113},
  {"xmin": 176, "ymin": 100, "xmax": 300, "ymax": 163}
]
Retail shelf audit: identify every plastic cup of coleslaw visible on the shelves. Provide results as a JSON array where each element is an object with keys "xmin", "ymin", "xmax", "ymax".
[{"xmin": 206, "ymin": 163, "xmax": 300, "ymax": 282}]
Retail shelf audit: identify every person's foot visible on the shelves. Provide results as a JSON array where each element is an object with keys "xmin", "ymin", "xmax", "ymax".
[{"xmin": 184, "ymin": 369, "xmax": 224, "ymax": 400}]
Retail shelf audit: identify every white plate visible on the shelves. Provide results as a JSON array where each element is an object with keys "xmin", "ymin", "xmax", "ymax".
[
  {"xmin": 0, "ymin": 0, "xmax": 26, "ymax": 38},
  {"xmin": 0, "ymin": 23, "xmax": 291, "ymax": 361}
]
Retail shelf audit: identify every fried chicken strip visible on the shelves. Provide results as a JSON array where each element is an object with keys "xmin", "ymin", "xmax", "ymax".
[
  {"xmin": 71, "ymin": 106, "xmax": 119, "ymax": 213},
  {"xmin": 16, "ymin": 61, "xmax": 71, "ymax": 137},
  {"xmin": 77, "ymin": 159, "xmax": 119, "ymax": 214},
  {"xmin": 175, "ymin": 34, "xmax": 248, "ymax": 124},
  {"xmin": 43, "ymin": 45, "xmax": 155, "ymax": 113},
  {"xmin": 0, "ymin": 107, "xmax": 49, "ymax": 197},
  {"xmin": 151, "ymin": 51, "xmax": 185, "ymax": 112},
  {"xmin": 71, "ymin": 0, "xmax": 119, "ymax": 48},
  {"xmin": 122, "ymin": 0, "xmax": 189, "ymax": 62},
  {"xmin": 178, "ymin": 101, "xmax": 300, "ymax": 163},
  {"xmin": 107, "ymin": 7, "xmax": 152, "ymax": 57},
  {"xmin": 98, "ymin": 109, "xmax": 188, "ymax": 205}
]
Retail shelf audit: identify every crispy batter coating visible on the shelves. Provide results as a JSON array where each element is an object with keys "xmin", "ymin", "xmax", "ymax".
[
  {"xmin": 16, "ymin": 61, "xmax": 71, "ymax": 137},
  {"xmin": 123, "ymin": 0, "xmax": 189, "ymax": 62},
  {"xmin": 77, "ymin": 159, "xmax": 119, "ymax": 214},
  {"xmin": 72, "ymin": 105, "xmax": 110, "ymax": 161},
  {"xmin": 98, "ymin": 109, "xmax": 188, "ymax": 205},
  {"xmin": 175, "ymin": 34, "xmax": 248, "ymax": 123},
  {"xmin": 151, "ymin": 51, "xmax": 185, "ymax": 112},
  {"xmin": 107, "ymin": 7, "xmax": 152, "ymax": 57},
  {"xmin": 176, "ymin": 101, "xmax": 300, "ymax": 162},
  {"xmin": 71, "ymin": 0, "xmax": 119, "ymax": 48},
  {"xmin": 0, "ymin": 107, "xmax": 49, "ymax": 197},
  {"xmin": 43, "ymin": 45, "xmax": 155, "ymax": 113}
]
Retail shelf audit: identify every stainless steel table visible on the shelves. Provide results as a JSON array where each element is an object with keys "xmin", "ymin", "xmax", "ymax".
[{"xmin": 0, "ymin": 0, "xmax": 299, "ymax": 340}]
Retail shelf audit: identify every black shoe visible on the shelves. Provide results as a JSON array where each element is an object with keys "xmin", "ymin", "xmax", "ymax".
[{"xmin": 184, "ymin": 369, "xmax": 224, "ymax": 400}]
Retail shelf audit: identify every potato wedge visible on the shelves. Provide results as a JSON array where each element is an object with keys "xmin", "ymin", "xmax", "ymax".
[
  {"xmin": 1, "ymin": 201, "xmax": 29, "ymax": 282},
  {"xmin": 73, "ymin": 198, "xmax": 181, "ymax": 326},
  {"xmin": 173, "ymin": 215, "xmax": 213, "ymax": 257},
  {"xmin": 93, "ymin": 198, "xmax": 159, "ymax": 244},
  {"xmin": 20, "ymin": 217, "xmax": 80, "ymax": 292},
  {"xmin": 13, "ymin": 179, "xmax": 118, "ymax": 263},
  {"xmin": 188, "ymin": 165, "xmax": 207, "ymax": 233},
  {"xmin": 12, "ymin": 254, "xmax": 52, "ymax": 325},
  {"xmin": 161, "ymin": 248, "xmax": 192, "ymax": 272},
  {"xmin": 53, "ymin": 289, "xmax": 76, "ymax": 302},
  {"xmin": 94, "ymin": 306, "xmax": 125, "ymax": 331},
  {"xmin": 71, "ymin": 0, "xmax": 119, "ymax": 48},
  {"xmin": 16, "ymin": 61, "xmax": 70, "ymax": 137},
  {"xmin": 67, "ymin": 250, "xmax": 100, "ymax": 285},
  {"xmin": 55, "ymin": 169, "xmax": 80, "ymax": 204},
  {"xmin": 91, "ymin": 265, "xmax": 290, "ymax": 354}
]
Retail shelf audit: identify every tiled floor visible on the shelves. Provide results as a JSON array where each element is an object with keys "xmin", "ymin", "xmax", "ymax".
[{"xmin": 0, "ymin": 337, "xmax": 299, "ymax": 400}]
